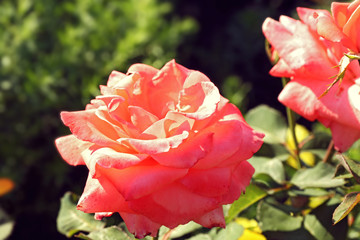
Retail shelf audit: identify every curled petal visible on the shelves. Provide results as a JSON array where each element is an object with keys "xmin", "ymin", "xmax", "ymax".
[
  {"xmin": 107, "ymin": 70, "xmax": 127, "ymax": 88},
  {"xmin": 77, "ymin": 174, "xmax": 131, "ymax": 213},
  {"xmin": 120, "ymin": 212, "xmax": 161, "ymax": 238},
  {"xmin": 129, "ymin": 106, "xmax": 159, "ymax": 133},
  {"xmin": 61, "ymin": 110, "xmax": 123, "ymax": 148},
  {"xmin": 88, "ymin": 147, "xmax": 147, "ymax": 176},
  {"xmin": 151, "ymin": 132, "xmax": 213, "ymax": 168},
  {"xmin": 263, "ymin": 17, "xmax": 337, "ymax": 79},
  {"xmin": 55, "ymin": 135, "xmax": 91, "ymax": 166},
  {"xmin": 194, "ymin": 207, "xmax": 225, "ymax": 229},
  {"xmin": 118, "ymin": 131, "xmax": 189, "ymax": 155},
  {"xmin": 177, "ymin": 81, "xmax": 221, "ymax": 120},
  {"xmin": 332, "ymin": 2, "xmax": 351, "ymax": 28}
]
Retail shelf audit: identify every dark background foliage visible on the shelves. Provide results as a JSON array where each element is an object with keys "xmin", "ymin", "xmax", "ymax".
[{"xmin": 0, "ymin": 0, "xmax": 340, "ymax": 239}]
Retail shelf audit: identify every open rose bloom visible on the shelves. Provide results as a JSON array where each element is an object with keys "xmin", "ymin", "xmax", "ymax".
[
  {"xmin": 263, "ymin": 0, "xmax": 360, "ymax": 151},
  {"xmin": 55, "ymin": 60, "xmax": 264, "ymax": 238}
]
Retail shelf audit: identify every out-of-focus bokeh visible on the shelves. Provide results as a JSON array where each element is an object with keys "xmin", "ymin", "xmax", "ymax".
[{"xmin": 0, "ymin": 0, "xmax": 340, "ymax": 238}]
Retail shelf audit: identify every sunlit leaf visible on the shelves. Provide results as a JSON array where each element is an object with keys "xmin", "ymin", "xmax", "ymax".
[
  {"xmin": 84, "ymin": 226, "xmax": 132, "ymax": 240},
  {"xmin": 338, "ymin": 155, "xmax": 360, "ymax": 184},
  {"xmin": 160, "ymin": 221, "xmax": 202, "ymax": 239},
  {"xmin": 250, "ymin": 156, "xmax": 285, "ymax": 184},
  {"xmin": 257, "ymin": 200, "xmax": 303, "ymax": 232},
  {"xmin": 214, "ymin": 222, "xmax": 244, "ymax": 240},
  {"xmin": 57, "ymin": 192, "xmax": 105, "ymax": 237},
  {"xmin": 226, "ymin": 184, "xmax": 267, "ymax": 223},
  {"xmin": 334, "ymin": 164, "xmax": 353, "ymax": 179},
  {"xmin": 333, "ymin": 192, "xmax": 360, "ymax": 225},
  {"xmin": 290, "ymin": 162, "xmax": 345, "ymax": 189},
  {"xmin": 304, "ymin": 214, "xmax": 334, "ymax": 240},
  {"xmin": 245, "ymin": 105, "xmax": 287, "ymax": 144}
]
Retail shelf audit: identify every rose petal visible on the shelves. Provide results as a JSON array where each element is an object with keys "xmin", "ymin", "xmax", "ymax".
[
  {"xmin": 94, "ymin": 212, "xmax": 113, "ymax": 220},
  {"xmin": 194, "ymin": 104, "xmax": 264, "ymax": 169},
  {"xmin": 129, "ymin": 106, "xmax": 159, "ymax": 133},
  {"xmin": 55, "ymin": 135, "xmax": 91, "ymax": 166},
  {"xmin": 151, "ymin": 132, "xmax": 213, "ymax": 168},
  {"xmin": 331, "ymin": 2, "xmax": 351, "ymax": 28},
  {"xmin": 279, "ymin": 78, "xmax": 360, "ymax": 151},
  {"xmin": 147, "ymin": 60, "xmax": 191, "ymax": 117},
  {"xmin": 77, "ymin": 174, "xmax": 131, "ymax": 213},
  {"xmin": 120, "ymin": 212, "xmax": 161, "ymax": 238},
  {"xmin": 98, "ymin": 164, "xmax": 188, "ymax": 200},
  {"xmin": 60, "ymin": 110, "xmax": 124, "ymax": 148},
  {"xmin": 107, "ymin": 70, "xmax": 127, "ymax": 88},
  {"xmin": 118, "ymin": 131, "xmax": 189, "ymax": 155},
  {"xmin": 270, "ymin": 59, "xmax": 295, "ymax": 78},
  {"xmin": 87, "ymin": 147, "xmax": 148, "ymax": 176},
  {"xmin": 129, "ymin": 183, "xmax": 220, "ymax": 229},
  {"xmin": 316, "ymin": 15, "xmax": 355, "ymax": 50},
  {"xmin": 179, "ymin": 167, "xmax": 232, "ymax": 197},
  {"xmin": 193, "ymin": 207, "xmax": 225, "ymax": 228},
  {"xmin": 177, "ymin": 81, "xmax": 221, "ymax": 120},
  {"xmin": 330, "ymin": 122, "xmax": 360, "ymax": 152},
  {"xmin": 342, "ymin": 4, "xmax": 360, "ymax": 51},
  {"xmin": 262, "ymin": 17, "xmax": 337, "ymax": 79},
  {"xmin": 218, "ymin": 161, "xmax": 254, "ymax": 205}
]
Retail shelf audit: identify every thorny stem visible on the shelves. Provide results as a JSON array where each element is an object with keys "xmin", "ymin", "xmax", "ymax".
[
  {"xmin": 323, "ymin": 140, "xmax": 335, "ymax": 163},
  {"xmin": 281, "ymin": 77, "xmax": 301, "ymax": 168}
]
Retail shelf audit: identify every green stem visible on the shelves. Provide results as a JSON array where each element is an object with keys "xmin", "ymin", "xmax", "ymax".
[
  {"xmin": 282, "ymin": 77, "xmax": 301, "ymax": 168},
  {"xmin": 323, "ymin": 140, "xmax": 335, "ymax": 163}
]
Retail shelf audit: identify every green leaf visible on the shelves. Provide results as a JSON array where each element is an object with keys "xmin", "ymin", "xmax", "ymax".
[
  {"xmin": 0, "ymin": 208, "xmax": 14, "ymax": 240},
  {"xmin": 225, "ymin": 184, "xmax": 267, "ymax": 223},
  {"xmin": 250, "ymin": 156, "xmax": 285, "ymax": 184},
  {"xmin": 214, "ymin": 222, "xmax": 244, "ymax": 240},
  {"xmin": 57, "ymin": 192, "xmax": 105, "ymax": 237},
  {"xmin": 334, "ymin": 164, "xmax": 353, "ymax": 179},
  {"xmin": 333, "ymin": 192, "xmax": 360, "ymax": 225},
  {"xmin": 161, "ymin": 221, "xmax": 202, "ymax": 239},
  {"xmin": 304, "ymin": 214, "xmax": 334, "ymax": 240},
  {"xmin": 256, "ymin": 143, "xmax": 289, "ymax": 161},
  {"xmin": 289, "ymin": 188, "xmax": 329, "ymax": 197},
  {"xmin": 86, "ymin": 226, "xmax": 132, "ymax": 240},
  {"xmin": 257, "ymin": 200, "xmax": 303, "ymax": 232},
  {"xmin": 245, "ymin": 105, "xmax": 287, "ymax": 144},
  {"xmin": 347, "ymin": 139, "xmax": 360, "ymax": 161},
  {"xmin": 290, "ymin": 162, "xmax": 345, "ymax": 189},
  {"xmin": 338, "ymin": 155, "xmax": 360, "ymax": 184}
]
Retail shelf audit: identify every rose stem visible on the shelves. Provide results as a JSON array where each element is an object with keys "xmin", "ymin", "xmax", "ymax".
[
  {"xmin": 281, "ymin": 77, "xmax": 301, "ymax": 169},
  {"xmin": 322, "ymin": 140, "xmax": 335, "ymax": 163}
]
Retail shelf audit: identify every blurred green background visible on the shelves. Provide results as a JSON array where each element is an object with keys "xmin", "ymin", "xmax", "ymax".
[{"xmin": 0, "ymin": 0, "xmax": 338, "ymax": 239}]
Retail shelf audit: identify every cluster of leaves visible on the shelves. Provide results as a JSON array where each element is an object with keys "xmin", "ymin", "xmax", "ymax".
[
  {"xmin": 57, "ymin": 104, "xmax": 360, "ymax": 240},
  {"xmin": 0, "ymin": 0, "xmax": 196, "ymax": 238}
]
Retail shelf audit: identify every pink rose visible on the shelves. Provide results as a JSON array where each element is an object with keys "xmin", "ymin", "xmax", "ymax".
[
  {"xmin": 55, "ymin": 60, "xmax": 264, "ymax": 238},
  {"xmin": 262, "ymin": 1, "xmax": 360, "ymax": 152}
]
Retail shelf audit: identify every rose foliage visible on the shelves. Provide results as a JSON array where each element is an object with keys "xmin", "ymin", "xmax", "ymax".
[
  {"xmin": 263, "ymin": 0, "xmax": 360, "ymax": 152},
  {"xmin": 55, "ymin": 60, "xmax": 264, "ymax": 238}
]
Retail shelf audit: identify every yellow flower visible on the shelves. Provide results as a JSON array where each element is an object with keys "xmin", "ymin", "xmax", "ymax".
[
  {"xmin": 286, "ymin": 124, "xmax": 315, "ymax": 168},
  {"xmin": 236, "ymin": 218, "xmax": 266, "ymax": 240}
]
